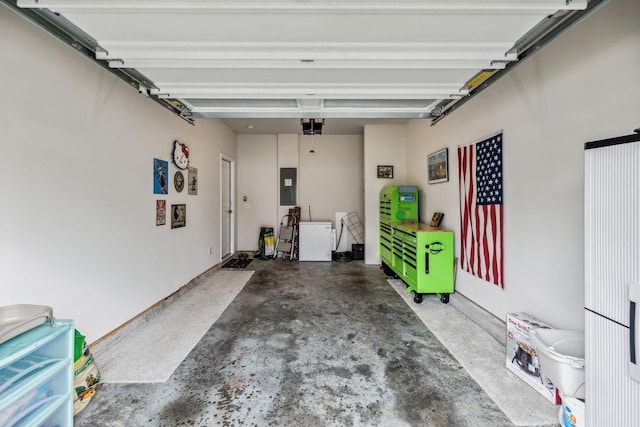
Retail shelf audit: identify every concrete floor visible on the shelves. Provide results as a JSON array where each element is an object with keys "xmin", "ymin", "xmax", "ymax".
[{"xmin": 74, "ymin": 258, "xmax": 553, "ymax": 426}]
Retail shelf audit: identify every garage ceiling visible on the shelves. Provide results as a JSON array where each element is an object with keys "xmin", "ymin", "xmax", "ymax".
[{"xmin": 10, "ymin": 0, "xmax": 594, "ymax": 130}]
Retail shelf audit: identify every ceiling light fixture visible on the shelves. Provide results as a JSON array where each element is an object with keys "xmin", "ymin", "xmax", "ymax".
[{"xmin": 301, "ymin": 118, "xmax": 324, "ymax": 136}]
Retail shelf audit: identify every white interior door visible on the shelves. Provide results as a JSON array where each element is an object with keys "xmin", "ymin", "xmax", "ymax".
[{"xmin": 221, "ymin": 156, "xmax": 234, "ymax": 260}]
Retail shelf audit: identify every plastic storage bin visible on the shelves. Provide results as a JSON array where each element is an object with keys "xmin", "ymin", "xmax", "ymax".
[
  {"xmin": 0, "ymin": 305, "xmax": 55, "ymax": 345},
  {"xmin": 0, "ymin": 320, "xmax": 74, "ymax": 427},
  {"xmin": 559, "ymin": 390, "xmax": 585, "ymax": 427},
  {"xmin": 529, "ymin": 328, "xmax": 585, "ymax": 399}
]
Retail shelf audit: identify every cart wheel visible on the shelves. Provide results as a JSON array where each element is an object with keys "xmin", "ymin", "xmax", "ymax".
[
  {"xmin": 413, "ymin": 293, "xmax": 423, "ymax": 304},
  {"xmin": 440, "ymin": 294, "xmax": 449, "ymax": 304}
]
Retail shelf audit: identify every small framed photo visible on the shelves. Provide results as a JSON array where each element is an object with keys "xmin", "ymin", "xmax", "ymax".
[
  {"xmin": 377, "ymin": 165, "xmax": 393, "ymax": 179},
  {"xmin": 188, "ymin": 167, "xmax": 198, "ymax": 195},
  {"xmin": 430, "ymin": 212, "xmax": 444, "ymax": 228},
  {"xmin": 156, "ymin": 200, "xmax": 166, "ymax": 226},
  {"xmin": 171, "ymin": 204, "xmax": 186, "ymax": 229},
  {"xmin": 428, "ymin": 148, "xmax": 449, "ymax": 184}
]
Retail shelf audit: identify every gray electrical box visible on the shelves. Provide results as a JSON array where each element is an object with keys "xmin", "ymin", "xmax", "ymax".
[{"xmin": 280, "ymin": 168, "xmax": 297, "ymax": 206}]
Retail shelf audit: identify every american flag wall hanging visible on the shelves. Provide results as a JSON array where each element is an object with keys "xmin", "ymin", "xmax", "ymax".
[{"xmin": 457, "ymin": 132, "xmax": 504, "ymax": 288}]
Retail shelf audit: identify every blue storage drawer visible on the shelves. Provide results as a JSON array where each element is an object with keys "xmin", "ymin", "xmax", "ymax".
[{"xmin": 0, "ymin": 320, "xmax": 74, "ymax": 427}]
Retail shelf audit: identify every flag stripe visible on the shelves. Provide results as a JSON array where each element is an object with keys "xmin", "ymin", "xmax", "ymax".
[{"xmin": 457, "ymin": 147, "xmax": 468, "ymax": 270}]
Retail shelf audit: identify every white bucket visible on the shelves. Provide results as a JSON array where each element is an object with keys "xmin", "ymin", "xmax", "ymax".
[
  {"xmin": 559, "ymin": 390, "xmax": 585, "ymax": 427},
  {"xmin": 529, "ymin": 328, "xmax": 585, "ymax": 398}
]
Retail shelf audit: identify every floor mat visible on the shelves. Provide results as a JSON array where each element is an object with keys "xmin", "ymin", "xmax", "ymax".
[{"xmin": 222, "ymin": 257, "xmax": 253, "ymax": 268}]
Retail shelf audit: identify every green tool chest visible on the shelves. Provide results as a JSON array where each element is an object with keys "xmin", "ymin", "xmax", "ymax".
[
  {"xmin": 379, "ymin": 185, "xmax": 419, "ymax": 223},
  {"xmin": 379, "ymin": 185, "xmax": 419, "ymax": 268},
  {"xmin": 379, "ymin": 186, "xmax": 454, "ymax": 304}
]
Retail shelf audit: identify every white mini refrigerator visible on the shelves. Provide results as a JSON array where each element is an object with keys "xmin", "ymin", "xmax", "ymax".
[
  {"xmin": 585, "ymin": 132, "xmax": 640, "ymax": 426},
  {"xmin": 298, "ymin": 221, "xmax": 332, "ymax": 261}
]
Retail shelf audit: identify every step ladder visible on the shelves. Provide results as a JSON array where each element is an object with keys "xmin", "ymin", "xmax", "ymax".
[{"xmin": 275, "ymin": 208, "xmax": 300, "ymax": 261}]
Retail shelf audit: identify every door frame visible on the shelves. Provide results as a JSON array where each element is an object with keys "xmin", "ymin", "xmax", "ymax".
[{"xmin": 220, "ymin": 154, "xmax": 236, "ymax": 262}]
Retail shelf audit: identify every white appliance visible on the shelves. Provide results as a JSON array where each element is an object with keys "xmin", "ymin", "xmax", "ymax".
[
  {"xmin": 299, "ymin": 221, "xmax": 333, "ymax": 261},
  {"xmin": 585, "ymin": 132, "xmax": 640, "ymax": 426}
]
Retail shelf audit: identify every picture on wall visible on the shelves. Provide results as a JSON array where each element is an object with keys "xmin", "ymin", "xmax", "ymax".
[
  {"xmin": 153, "ymin": 158, "xmax": 168, "ymax": 194},
  {"xmin": 171, "ymin": 204, "xmax": 186, "ymax": 229},
  {"xmin": 156, "ymin": 200, "xmax": 166, "ymax": 226},
  {"xmin": 430, "ymin": 212, "xmax": 444, "ymax": 227},
  {"xmin": 377, "ymin": 165, "xmax": 393, "ymax": 179},
  {"xmin": 188, "ymin": 167, "xmax": 198, "ymax": 195},
  {"xmin": 428, "ymin": 148, "xmax": 449, "ymax": 184},
  {"xmin": 174, "ymin": 171, "xmax": 185, "ymax": 193}
]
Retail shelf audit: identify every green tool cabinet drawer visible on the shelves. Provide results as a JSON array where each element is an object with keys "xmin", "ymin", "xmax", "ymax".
[
  {"xmin": 391, "ymin": 234, "xmax": 404, "ymax": 272},
  {"xmin": 379, "ymin": 220, "xmax": 393, "ymax": 265},
  {"xmin": 379, "ymin": 199, "xmax": 392, "ymax": 222}
]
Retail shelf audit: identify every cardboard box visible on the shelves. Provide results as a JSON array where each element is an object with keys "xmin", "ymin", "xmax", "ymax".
[{"xmin": 506, "ymin": 312, "xmax": 560, "ymax": 404}]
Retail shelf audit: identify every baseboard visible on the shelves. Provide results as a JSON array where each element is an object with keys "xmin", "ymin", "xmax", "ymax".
[{"xmin": 449, "ymin": 292, "xmax": 506, "ymax": 346}]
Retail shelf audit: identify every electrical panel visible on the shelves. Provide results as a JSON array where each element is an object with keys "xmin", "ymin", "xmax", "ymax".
[{"xmin": 280, "ymin": 168, "xmax": 297, "ymax": 206}]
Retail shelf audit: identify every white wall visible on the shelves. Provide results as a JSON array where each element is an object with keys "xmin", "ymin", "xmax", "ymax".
[
  {"xmin": 298, "ymin": 135, "xmax": 364, "ymax": 224},
  {"xmin": 236, "ymin": 134, "xmax": 279, "ymax": 250},
  {"xmin": 405, "ymin": 0, "xmax": 640, "ymax": 331},
  {"xmin": 363, "ymin": 125, "xmax": 407, "ymax": 265},
  {"xmin": 0, "ymin": 7, "xmax": 237, "ymax": 343},
  {"xmin": 237, "ymin": 134, "xmax": 365, "ymax": 251}
]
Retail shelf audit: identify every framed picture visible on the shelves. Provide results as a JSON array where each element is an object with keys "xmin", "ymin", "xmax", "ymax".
[
  {"xmin": 153, "ymin": 158, "xmax": 168, "ymax": 194},
  {"xmin": 188, "ymin": 167, "xmax": 198, "ymax": 195},
  {"xmin": 174, "ymin": 171, "xmax": 185, "ymax": 193},
  {"xmin": 377, "ymin": 165, "xmax": 393, "ymax": 179},
  {"xmin": 156, "ymin": 200, "xmax": 166, "ymax": 226},
  {"xmin": 171, "ymin": 204, "xmax": 186, "ymax": 229},
  {"xmin": 430, "ymin": 212, "xmax": 444, "ymax": 227},
  {"xmin": 428, "ymin": 148, "xmax": 449, "ymax": 184}
]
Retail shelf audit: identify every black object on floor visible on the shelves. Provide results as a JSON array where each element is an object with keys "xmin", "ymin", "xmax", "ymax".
[{"xmin": 222, "ymin": 258, "xmax": 253, "ymax": 268}]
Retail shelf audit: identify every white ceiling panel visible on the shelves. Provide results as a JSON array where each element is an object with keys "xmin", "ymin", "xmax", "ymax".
[
  {"xmin": 140, "ymin": 68, "xmax": 479, "ymax": 86},
  {"xmin": 51, "ymin": 13, "xmax": 550, "ymax": 43},
  {"xmin": 13, "ymin": 0, "xmax": 591, "ymax": 129}
]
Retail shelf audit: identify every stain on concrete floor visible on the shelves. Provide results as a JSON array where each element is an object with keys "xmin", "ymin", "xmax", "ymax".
[{"xmin": 75, "ymin": 259, "xmax": 514, "ymax": 427}]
